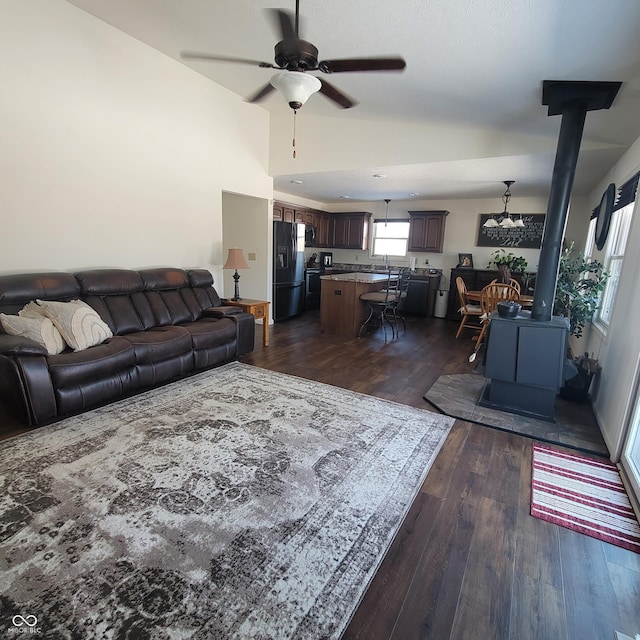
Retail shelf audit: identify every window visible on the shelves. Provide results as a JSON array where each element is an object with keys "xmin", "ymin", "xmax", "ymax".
[
  {"xmin": 584, "ymin": 216, "xmax": 597, "ymax": 260},
  {"xmin": 590, "ymin": 171, "xmax": 638, "ymax": 331},
  {"xmin": 596, "ymin": 202, "xmax": 633, "ymax": 327},
  {"xmin": 372, "ymin": 219, "xmax": 410, "ymax": 257}
]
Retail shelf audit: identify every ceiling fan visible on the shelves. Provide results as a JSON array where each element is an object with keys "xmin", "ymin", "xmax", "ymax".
[{"xmin": 181, "ymin": 0, "xmax": 406, "ymax": 111}]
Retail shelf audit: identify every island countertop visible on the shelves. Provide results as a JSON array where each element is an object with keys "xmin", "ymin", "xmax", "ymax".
[
  {"xmin": 320, "ymin": 273, "xmax": 392, "ymax": 338},
  {"xmin": 320, "ymin": 272, "xmax": 391, "ymax": 283}
]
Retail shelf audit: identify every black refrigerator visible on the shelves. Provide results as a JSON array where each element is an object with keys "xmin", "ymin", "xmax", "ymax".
[{"xmin": 273, "ymin": 221, "xmax": 305, "ymax": 322}]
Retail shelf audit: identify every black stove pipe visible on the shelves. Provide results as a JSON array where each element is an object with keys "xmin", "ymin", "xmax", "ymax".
[
  {"xmin": 532, "ymin": 81, "xmax": 622, "ymax": 322},
  {"xmin": 531, "ymin": 102, "xmax": 586, "ymax": 321}
]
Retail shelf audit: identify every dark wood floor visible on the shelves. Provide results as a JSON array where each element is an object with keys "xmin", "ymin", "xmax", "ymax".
[
  {"xmin": 242, "ymin": 313, "xmax": 640, "ymax": 640},
  {"xmin": 2, "ymin": 313, "xmax": 639, "ymax": 639}
]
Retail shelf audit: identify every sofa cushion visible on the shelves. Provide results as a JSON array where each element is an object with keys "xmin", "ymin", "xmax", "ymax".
[
  {"xmin": 138, "ymin": 269, "xmax": 197, "ymax": 326},
  {"xmin": 37, "ymin": 299, "xmax": 113, "ymax": 352},
  {"xmin": 187, "ymin": 269, "xmax": 221, "ymax": 311},
  {"xmin": 0, "ymin": 313, "xmax": 66, "ymax": 355},
  {"xmin": 0, "ymin": 273, "xmax": 80, "ymax": 316},
  {"xmin": 181, "ymin": 317, "xmax": 237, "ymax": 350},
  {"xmin": 76, "ymin": 270, "xmax": 146, "ymax": 335},
  {"xmin": 122, "ymin": 326, "xmax": 193, "ymax": 364},
  {"xmin": 48, "ymin": 337, "xmax": 135, "ymax": 387}
]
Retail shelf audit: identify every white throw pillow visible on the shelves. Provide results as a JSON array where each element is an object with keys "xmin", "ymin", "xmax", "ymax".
[
  {"xmin": 0, "ymin": 313, "xmax": 66, "ymax": 355},
  {"xmin": 36, "ymin": 299, "xmax": 113, "ymax": 352},
  {"xmin": 19, "ymin": 301, "xmax": 49, "ymax": 319}
]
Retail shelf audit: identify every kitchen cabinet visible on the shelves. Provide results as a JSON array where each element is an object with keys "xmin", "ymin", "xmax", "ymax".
[
  {"xmin": 316, "ymin": 213, "xmax": 330, "ymax": 247},
  {"xmin": 329, "ymin": 212, "xmax": 371, "ymax": 250},
  {"xmin": 273, "ymin": 202, "xmax": 329, "ymax": 245},
  {"xmin": 408, "ymin": 211, "xmax": 448, "ymax": 252}
]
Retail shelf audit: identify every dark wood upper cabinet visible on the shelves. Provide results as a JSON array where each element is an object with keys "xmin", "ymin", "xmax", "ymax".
[
  {"xmin": 408, "ymin": 210, "xmax": 448, "ymax": 252},
  {"xmin": 273, "ymin": 202, "xmax": 371, "ymax": 250},
  {"xmin": 329, "ymin": 212, "xmax": 371, "ymax": 250}
]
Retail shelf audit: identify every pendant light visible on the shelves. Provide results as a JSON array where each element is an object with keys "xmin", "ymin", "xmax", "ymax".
[
  {"xmin": 498, "ymin": 180, "xmax": 517, "ymax": 228},
  {"xmin": 384, "ymin": 198, "xmax": 390, "ymax": 227}
]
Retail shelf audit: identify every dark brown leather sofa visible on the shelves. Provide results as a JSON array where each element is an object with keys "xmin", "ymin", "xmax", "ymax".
[{"xmin": 0, "ymin": 267, "xmax": 255, "ymax": 425}]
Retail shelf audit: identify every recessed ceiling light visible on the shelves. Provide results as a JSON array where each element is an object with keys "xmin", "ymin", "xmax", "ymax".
[
  {"xmin": 339, "ymin": 195, "xmax": 351, "ymax": 199},
  {"xmin": 372, "ymin": 174, "xmax": 387, "ymax": 179},
  {"xmin": 290, "ymin": 180, "xmax": 303, "ymax": 184},
  {"xmin": 409, "ymin": 192, "xmax": 419, "ymax": 196}
]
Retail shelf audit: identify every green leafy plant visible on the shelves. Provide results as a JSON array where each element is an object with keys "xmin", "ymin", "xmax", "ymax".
[
  {"xmin": 553, "ymin": 243, "xmax": 608, "ymax": 338},
  {"xmin": 488, "ymin": 249, "xmax": 528, "ymax": 273}
]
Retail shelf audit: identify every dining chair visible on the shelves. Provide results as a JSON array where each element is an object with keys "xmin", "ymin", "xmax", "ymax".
[
  {"xmin": 489, "ymin": 277, "xmax": 521, "ymax": 293},
  {"xmin": 475, "ymin": 282, "xmax": 521, "ymax": 346},
  {"xmin": 455, "ymin": 276, "xmax": 483, "ymax": 340}
]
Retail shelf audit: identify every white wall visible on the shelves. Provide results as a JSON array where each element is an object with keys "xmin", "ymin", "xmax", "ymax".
[
  {"xmin": 571, "ymin": 135, "xmax": 640, "ymax": 459},
  {"xmin": 0, "ymin": 0, "xmax": 272, "ymax": 286},
  {"xmin": 221, "ymin": 192, "xmax": 271, "ymax": 302}
]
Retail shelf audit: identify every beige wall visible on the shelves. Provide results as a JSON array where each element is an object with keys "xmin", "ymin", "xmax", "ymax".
[
  {"xmin": 574, "ymin": 135, "xmax": 640, "ymax": 459},
  {"xmin": 0, "ymin": 0, "xmax": 272, "ymax": 288},
  {"xmin": 222, "ymin": 192, "xmax": 271, "ymax": 302}
]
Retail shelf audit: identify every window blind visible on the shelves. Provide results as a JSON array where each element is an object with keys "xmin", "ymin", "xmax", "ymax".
[{"xmin": 613, "ymin": 171, "xmax": 640, "ymax": 211}]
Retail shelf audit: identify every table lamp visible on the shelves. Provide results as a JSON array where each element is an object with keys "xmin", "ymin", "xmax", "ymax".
[{"xmin": 223, "ymin": 248, "xmax": 249, "ymax": 301}]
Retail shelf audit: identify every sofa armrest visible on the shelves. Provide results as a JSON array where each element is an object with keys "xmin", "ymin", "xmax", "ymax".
[
  {"xmin": 202, "ymin": 306, "xmax": 243, "ymax": 318},
  {"xmin": 0, "ymin": 334, "xmax": 48, "ymax": 356},
  {"xmin": 0, "ymin": 353, "xmax": 57, "ymax": 425}
]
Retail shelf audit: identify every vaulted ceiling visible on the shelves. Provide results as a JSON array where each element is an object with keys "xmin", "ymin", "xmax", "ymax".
[{"xmin": 66, "ymin": 0, "xmax": 640, "ymax": 203}]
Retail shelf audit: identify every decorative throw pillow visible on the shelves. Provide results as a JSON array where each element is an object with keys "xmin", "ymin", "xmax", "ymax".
[
  {"xmin": 19, "ymin": 301, "xmax": 49, "ymax": 319},
  {"xmin": 36, "ymin": 299, "xmax": 113, "ymax": 352},
  {"xmin": 0, "ymin": 313, "xmax": 66, "ymax": 355}
]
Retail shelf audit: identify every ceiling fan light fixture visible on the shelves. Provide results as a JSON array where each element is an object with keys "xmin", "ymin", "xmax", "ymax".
[{"xmin": 270, "ymin": 71, "xmax": 321, "ymax": 110}]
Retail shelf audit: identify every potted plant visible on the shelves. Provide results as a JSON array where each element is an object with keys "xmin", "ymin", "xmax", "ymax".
[
  {"xmin": 553, "ymin": 243, "xmax": 608, "ymax": 339},
  {"xmin": 488, "ymin": 249, "xmax": 528, "ymax": 283},
  {"xmin": 553, "ymin": 243, "xmax": 608, "ymax": 401}
]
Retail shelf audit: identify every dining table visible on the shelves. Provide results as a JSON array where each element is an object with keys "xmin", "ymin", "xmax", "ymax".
[{"xmin": 467, "ymin": 289, "xmax": 534, "ymax": 307}]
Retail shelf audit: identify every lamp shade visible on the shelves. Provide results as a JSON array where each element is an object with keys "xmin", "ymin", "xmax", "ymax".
[
  {"xmin": 483, "ymin": 217, "xmax": 499, "ymax": 228},
  {"xmin": 500, "ymin": 216, "xmax": 516, "ymax": 228},
  {"xmin": 223, "ymin": 248, "xmax": 249, "ymax": 270},
  {"xmin": 270, "ymin": 71, "xmax": 321, "ymax": 110}
]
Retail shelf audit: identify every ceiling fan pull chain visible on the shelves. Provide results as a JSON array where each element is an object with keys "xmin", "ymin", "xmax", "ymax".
[{"xmin": 292, "ymin": 109, "xmax": 297, "ymax": 159}]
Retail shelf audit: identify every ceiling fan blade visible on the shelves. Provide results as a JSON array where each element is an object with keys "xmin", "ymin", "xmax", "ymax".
[
  {"xmin": 268, "ymin": 9, "xmax": 298, "ymax": 44},
  {"xmin": 318, "ymin": 57, "xmax": 406, "ymax": 73},
  {"xmin": 246, "ymin": 83, "xmax": 276, "ymax": 104},
  {"xmin": 180, "ymin": 51, "xmax": 274, "ymax": 68},
  {"xmin": 319, "ymin": 79, "xmax": 357, "ymax": 109}
]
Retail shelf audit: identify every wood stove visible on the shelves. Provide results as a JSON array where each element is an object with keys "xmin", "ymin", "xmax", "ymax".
[
  {"xmin": 481, "ymin": 80, "xmax": 621, "ymax": 422},
  {"xmin": 480, "ymin": 311, "xmax": 569, "ymax": 421}
]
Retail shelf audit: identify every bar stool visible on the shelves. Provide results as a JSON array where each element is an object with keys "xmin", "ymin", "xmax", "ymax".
[{"xmin": 358, "ymin": 272, "xmax": 400, "ymax": 342}]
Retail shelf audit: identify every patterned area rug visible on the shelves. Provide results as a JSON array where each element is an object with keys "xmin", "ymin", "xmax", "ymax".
[
  {"xmin": 0, "ymin": 362, "xmax": 454, "ymax": 639},
  {"xmin": 531, "ymin": 443, "xmax": 640, "ymax": 553}
]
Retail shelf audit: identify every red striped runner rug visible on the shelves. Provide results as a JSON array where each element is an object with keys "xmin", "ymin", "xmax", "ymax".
[{"xmin": 531, "ymin": 443, "xmax": 640, "ymax": 554}]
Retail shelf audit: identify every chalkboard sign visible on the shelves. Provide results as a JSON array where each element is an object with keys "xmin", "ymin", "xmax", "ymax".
[{"xmin": 476, "ymin": 214, "xmax": 545, "ymax": 248}]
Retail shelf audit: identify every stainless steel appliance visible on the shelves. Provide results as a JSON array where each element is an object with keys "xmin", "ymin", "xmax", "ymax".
[
  {"xmin": 304, "ymin": 268, "xmax": 323, "ymax": 311},
  {"xmin": 320, "ymin": 252, "xmax": 333, "ymax": 268},
  {"xmin": 273, "ymin": 221, "xmax": 305, "ymax": 322}
]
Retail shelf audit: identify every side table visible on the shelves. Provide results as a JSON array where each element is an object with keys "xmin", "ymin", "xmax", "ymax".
[{"xmin": 222, "ymin": 298, "xmax": 270, "ymax": 347}]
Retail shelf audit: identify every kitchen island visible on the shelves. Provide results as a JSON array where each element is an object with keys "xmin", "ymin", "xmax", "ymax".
[{"xmin": 320, "ymin": 272, "xmax": 391, "ymax": 338}]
